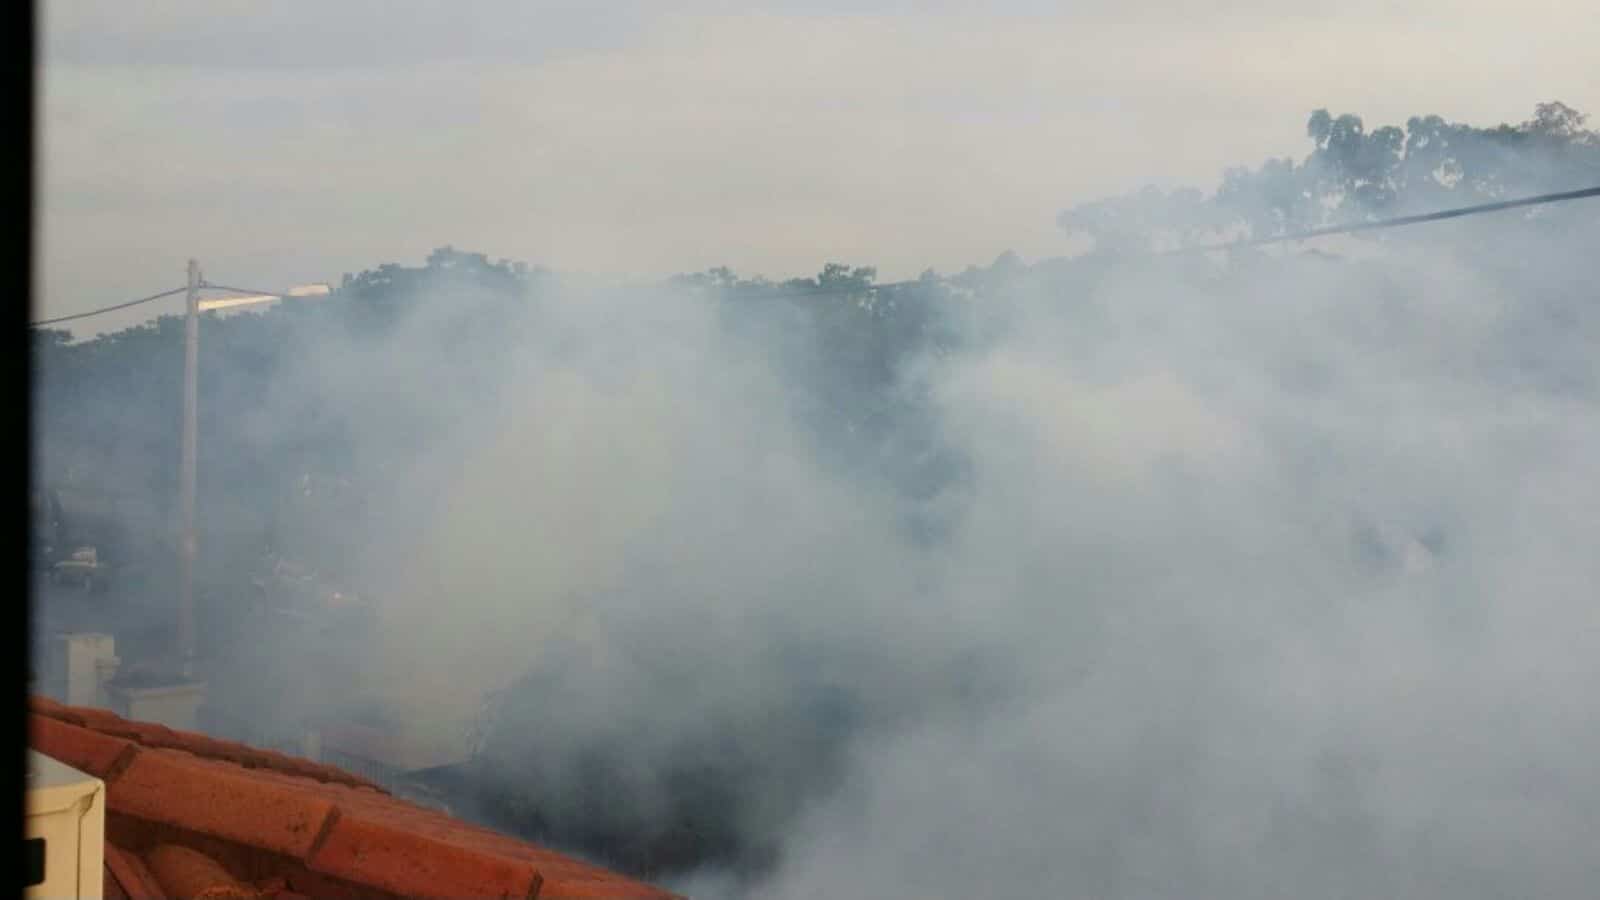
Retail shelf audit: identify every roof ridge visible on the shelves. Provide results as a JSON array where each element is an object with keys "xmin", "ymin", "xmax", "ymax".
[
  {"xmin": 29, "ymin": 696, "xmax": 686, "ymax": 899},
  {"xmin": 27, "ymin": 695, "xmax": 388, "ymax": 793}
]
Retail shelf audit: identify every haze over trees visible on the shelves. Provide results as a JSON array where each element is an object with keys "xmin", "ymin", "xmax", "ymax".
[
  {"xmin": 30, "ymin": 102, "xmax": 1600, "ymax": 894},
  {"xmin": 1059, "ymin": 101, "xmax": 1600, "ymax": 253}
]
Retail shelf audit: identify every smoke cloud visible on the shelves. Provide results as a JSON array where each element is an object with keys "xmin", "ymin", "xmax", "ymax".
[
  {"xmin": 32, "ymin": 115, "xmax": 1600, "ymax": 898},
  {"xmin": 736, "ymin": 229, "xmax": 1600, "ymax": 898},
  {"xmin": 317, "ymin": 215, "xmax": 1600, "ymax": 898}
]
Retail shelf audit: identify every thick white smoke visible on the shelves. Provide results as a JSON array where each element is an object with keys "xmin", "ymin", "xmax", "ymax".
[
  {"xmin": 731, "ymin": 229, "xmax": 1600, "ymax": 898},
  {"xmin": 255, "ymin": 207, "xmax": 1600, "ymax": 899},
  {"xmin": 35, "ymin": 173, "xmax": 1599, "ymax": 898}
]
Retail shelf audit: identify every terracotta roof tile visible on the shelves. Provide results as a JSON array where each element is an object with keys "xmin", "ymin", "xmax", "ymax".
[
  {"xmin": 71, "ymin": 705, "xmax": 142, "ymax": 734},
  {"xmin": 29, "ymin": 712, "xmax": 137, "ymax": 779},
  {"xmin": 308, "ymin": 811, "xmax": 543, "ymax": 899},
  {"xmin": 29, "ymin": 694, "xmax": 77, "ymax": 721},
  {"xmin": 252, "ymin": 875, "xmax": 313, "ymax": 899},
  {"xmin": 30, "ymin": 696, "xmax": 385, "ymax": 791},
  {"xmin": 28, "ymin": 696, "xmax": 682, "ymax": 900},
  {"xmin": 104, "ymin": 841, "xmax": 167, "ymax": 900},
  {"xmin": 111, "ymin": 749, "xmax": 339, "ymax": 859},
  {"xmin": 145, "ymin": 843, "xmax": 261, "ymax": 900}
]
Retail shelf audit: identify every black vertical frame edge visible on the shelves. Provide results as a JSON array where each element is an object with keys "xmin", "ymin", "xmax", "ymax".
[{"xmin": 13, "ymin": 0, "xmax": 38, "ymax": 850}]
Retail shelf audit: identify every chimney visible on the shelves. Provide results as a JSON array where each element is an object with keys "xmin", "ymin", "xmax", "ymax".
[{"xmin": 49, "ymin": 634, "xmax": 120, "ymax": 709}]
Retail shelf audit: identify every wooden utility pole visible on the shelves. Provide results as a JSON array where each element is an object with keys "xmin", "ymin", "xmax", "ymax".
[{"xmin": 178, "ymin": 258, "xmax": 200, "ymax": 675}]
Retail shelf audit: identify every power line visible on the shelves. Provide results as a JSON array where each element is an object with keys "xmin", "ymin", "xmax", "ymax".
[
  {"xmin": 28, "ymin": 281, "xmax": 308, "ymax": 329},
  {"xmin": 26, "ymin": 184, "xmax": 1600, "ymax": 328},
  {"xmin": 702, "ymin": 185, "xmax": 1600, "ymax": 300},
  {"xmin": 1161, "ymin": 184, "xmax": 1600, "ymax": 256},
  {"xmin": 29, "ymin": 286, "xmax": 188, "ymax": 328}
]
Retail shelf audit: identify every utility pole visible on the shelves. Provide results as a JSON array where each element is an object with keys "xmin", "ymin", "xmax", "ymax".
[{"xmin": 178, "ymin": 258, "xmax": 200, "ymax": 676}]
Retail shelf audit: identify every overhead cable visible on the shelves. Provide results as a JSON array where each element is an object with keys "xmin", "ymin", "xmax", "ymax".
[
  {"xmin": 1161, "ymin": 184, "xmax": 1600, "ymax": 256},
  {"xmin": 28, "ymin": 184, "xmax": 1600, "ymax": 326},
  {"xmin": 29, "ymin": 286, "xmax": 188, "ymax": 328}
]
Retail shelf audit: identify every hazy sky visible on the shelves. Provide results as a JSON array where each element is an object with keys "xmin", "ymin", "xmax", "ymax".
[{"xmin": 36, "ymin": 1, "xmax": 1597, "ymax": 331}]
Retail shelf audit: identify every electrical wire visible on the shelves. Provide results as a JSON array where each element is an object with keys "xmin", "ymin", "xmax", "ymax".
[
  {"xmin": 29, "ymin": 286, "xmax": 188, "ymax": 328},
  {"xmin": 704, "ymin": 185, "xmax": 1600, "ymax": 299},
  {"xmin": 1159, "ymin": 184, "xmax": 1600, "ymax": 256},
  {"xmin": 27, "ymin": 184, "xmax": 1600, "ymax": 326},
  {"xmin": 29, "ymin": 282, "xmax": 310, "ymax": 329}
]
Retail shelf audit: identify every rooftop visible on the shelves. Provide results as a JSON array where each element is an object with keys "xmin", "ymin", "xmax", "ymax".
[{"xmin": 27, "ymin": 695, "xmax": 683, "ymax": 899}]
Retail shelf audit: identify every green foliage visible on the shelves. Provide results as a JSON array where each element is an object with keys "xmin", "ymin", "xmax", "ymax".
[
  {"xmin": 32, "ymin": 249, "xmax": 991, "ymax": 594},
  {"xmin": 1063, "ymin": 101, "xmax": 1600, "ymax": 251},
  {"xmin": 37, "ymin": 103, "xmax": 1593, "ymax": 581},
  {"xmin": 31, "ymin": 247, "xmax": 551, "ymax": 584},
  {"xmin": 32, "ymin": 99, "xmax": 1598, "ymax": 883}
]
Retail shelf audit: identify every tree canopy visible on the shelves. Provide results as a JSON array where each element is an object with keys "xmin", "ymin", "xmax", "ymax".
[
  {"xmin": 30, "ymin": 99, "xmax": 1600, "ymax": 885},
  {"xmin": 1060, "ymin": 101, "xmax": 1600, "ymax": 253}
]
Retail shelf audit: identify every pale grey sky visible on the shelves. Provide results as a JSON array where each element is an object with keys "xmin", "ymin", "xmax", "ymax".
[{"xmin": 36, "ymin": 1, "xmax": 1598, "ymax": 333}]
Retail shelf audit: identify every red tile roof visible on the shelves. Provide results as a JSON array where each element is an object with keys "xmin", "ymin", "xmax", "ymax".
[{"xmin": 28, "ymin": 695, "xmax": 683, "ymax": 900}]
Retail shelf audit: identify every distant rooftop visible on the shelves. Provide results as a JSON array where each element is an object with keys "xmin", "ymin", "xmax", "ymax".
[{"xmin": 28, "ymin": 695, "xmax": 682, "ymax": 899}]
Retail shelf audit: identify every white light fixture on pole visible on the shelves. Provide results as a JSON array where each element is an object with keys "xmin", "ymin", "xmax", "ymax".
[{"xmin": 197, "ymin": 283, "xmax": 331, "ymax": 314}]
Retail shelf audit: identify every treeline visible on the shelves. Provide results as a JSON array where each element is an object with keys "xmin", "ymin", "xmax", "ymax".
[
  {"xmin": 1060, "ymin": 101, "xmax": 1600, "ymax": 252},
  {"xmin": 32, "ymin": 100, "xmax": 1600, "ymax": 579},
  {"xmin": 29, "ymin": 247, "xmax": 981, "ymax": 591},
  {"xmin": 31, "ymin": 101, "xmax": 1600, "ymax": 585},
  {"xmin": 28, "ymin": 100, "xmax": 1600, "ymax": 881}
]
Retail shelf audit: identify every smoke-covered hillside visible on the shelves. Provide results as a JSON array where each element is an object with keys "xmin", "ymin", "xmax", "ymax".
[{"xmin": 31, "ymin": 103, "xmax": 1600, "ymax": 899}]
